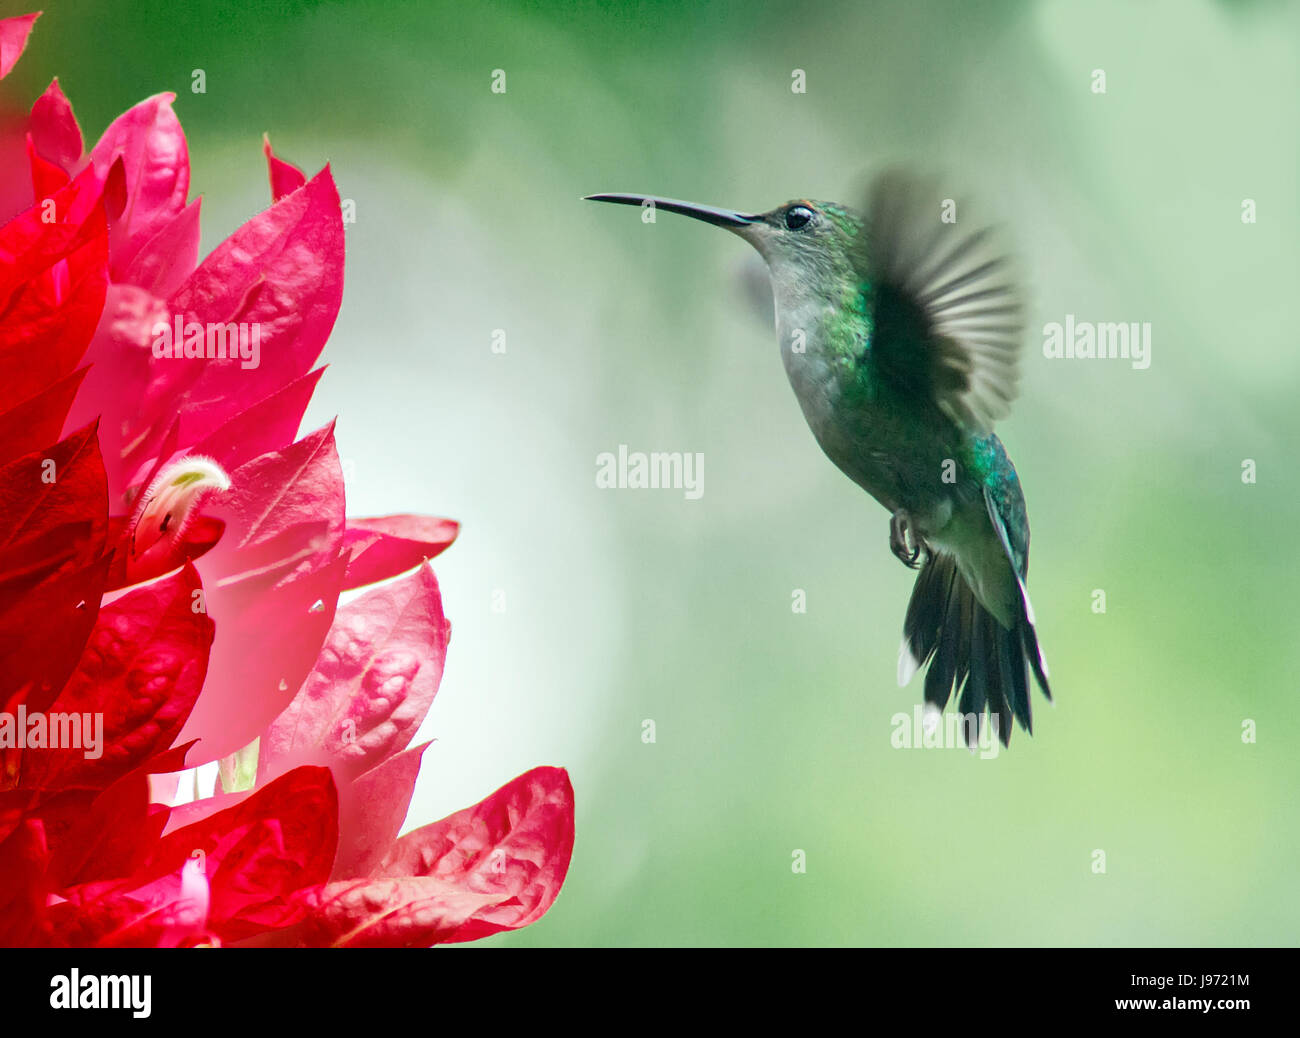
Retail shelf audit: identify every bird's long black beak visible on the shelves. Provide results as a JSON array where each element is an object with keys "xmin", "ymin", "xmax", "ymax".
[{"xmin": 584, "ymin": 193, "xmax": 757, "ymax": 229}]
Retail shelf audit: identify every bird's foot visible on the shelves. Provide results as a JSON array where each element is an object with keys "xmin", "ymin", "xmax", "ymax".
[{"xmin": 889, "ymin": 509, "xmax": 927, "ymax": 569}]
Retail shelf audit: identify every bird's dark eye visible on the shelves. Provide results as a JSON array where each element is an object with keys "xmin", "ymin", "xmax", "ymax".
[{"xmin": 784, "ymin": 205, "xmax": 814, "ymax": 230}]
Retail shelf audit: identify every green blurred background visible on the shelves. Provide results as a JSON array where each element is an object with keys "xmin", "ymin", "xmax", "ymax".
[{"xmin": 7, "ymin": 0, "xmax": 1298, "ymax": 945}]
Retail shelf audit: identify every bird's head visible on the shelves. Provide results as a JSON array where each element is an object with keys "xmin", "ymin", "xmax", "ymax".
[{"xmin": 584, "ymin": 193, "xmax": 863, "ymax": 311}]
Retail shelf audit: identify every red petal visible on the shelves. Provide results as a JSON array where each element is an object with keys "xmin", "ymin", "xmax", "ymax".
[
  {"xmin": 0, "ymin": 159, "xmax": 109, "ymax": 422},
  {"xmin": 0, "ymin": 553, "xmax": 109, "ymax": 718},
  {"xmin": 342, "ymin": 515, "xmax": 459, "ymax": 589},
  {"xmin": 259, "ymin": 562, "xmax": 448, "ymax": 785},
  {"xmin": 263, "ymin": 134, "xmax": 306, "ymax": 202},
  {"xmin": 0, "ymin": 423, "xmax": 109, "ymax": 733},
  {"xmin": 104, "ymin": 513, "xmax": 226, "ymax": 591},
  {"xmin": 61, "ymin": 282, "xmax": 168, "ymax": 498},
  {"xmin": 50, "ymin": 765, "xmax": 338, "ymax": 946},
  {"xmin": 17, "ymin": 563, "xmax": 214, "ymax": 793},
  {"xmin": 294, "ymin": 876, "xmax": 498, "ymax": 948},
  {"xmin": 162, "ymin": 765, "xmax": 338, "ymax": 941},
  {"xmin": 0, "ymin": 159, "xmax": 107, "ymax": 312},
  {"xmin": 296, "ymin": 766, "xmax": 574, "ymax": 947},
  {"xmin": 85, "ymin": 94, "xmax": 190, "ymax": 279},
  {"xmin": 0, "ymin": 818, "xmax": 48, "ymax": 945},
  {"xmin": 177, "ymin": 424, "xmax": 347, "ymax": 763},
  {"xmin": 119, "ymin": 197, "xmax": 201, "ymax": 299},
  {"xmin": 0, "ymin": 13, "xmax": 39, "ymax": 80},
  {"xmin": 0, "ymin": 366, "xmax": 89, "ymax": 466},
  {"xmin": 0, "ymin": 556, "xmax": 108, "ymax": 781},
  {"xmin": 187, "ymin": 366, "xmax": 325, "ymax": 475},
  {"xmin": 331, "ymin": 741, "xmax": 429, "ymax": 880},
  {"xmin": 27, "ymin": 132, "xmax": 68, "ymax": 199},
  {"xmin": 76, "ymin": 167, "xmax": 344, "ymax": 488},
  {"xmin": 46, "ymin": 771, "xmax": 169, "ymax": 888},
  {"xmin": 161, "ymin": 788, "xmax": 249, "ymax": 833},
  {"xmin": 156, "ymin": 166, "xmax": 343, "ymax": 448},
  {"xmin": 0, "ymin": 222, "xmax": 108, "ymax": 412},
  {"xmin": 0, "ymin": 421, "xmax": 107, "ymax": 582},
  {"xmin": 29, "ymin": 78, "xmax": 83, "ymax": 171}
]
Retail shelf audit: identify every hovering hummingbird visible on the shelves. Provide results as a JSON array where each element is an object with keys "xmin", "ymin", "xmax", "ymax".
[{"xmin": 587, "ymin": 173, "xmax": 1051, "ymax": 746}]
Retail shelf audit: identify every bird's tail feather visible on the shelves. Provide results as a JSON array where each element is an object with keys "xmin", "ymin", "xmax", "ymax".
[{"xmin": 898, "ymin": 552, "xmax": 1050, "ymax": 747}]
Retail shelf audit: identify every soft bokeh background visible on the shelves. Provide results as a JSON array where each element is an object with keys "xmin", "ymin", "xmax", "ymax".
[{"xmin": 8, "ymin": 0, "xmax": 1297, "ymax": 945}]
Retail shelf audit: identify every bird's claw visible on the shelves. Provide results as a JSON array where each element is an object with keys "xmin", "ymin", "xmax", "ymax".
[{"xmin": 890, "ymin": 510, "xmax": 926, "ymax": 569}]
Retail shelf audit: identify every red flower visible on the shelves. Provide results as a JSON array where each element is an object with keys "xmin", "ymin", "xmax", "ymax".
[{"xmin": 0, "ymin": 11, "xmax": 574, "ymax": 948}]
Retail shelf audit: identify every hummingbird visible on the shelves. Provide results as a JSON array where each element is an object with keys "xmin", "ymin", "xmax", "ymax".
[{"xmin": 586, "ymin": 173, "xmax": 1051, "ymax": 746}]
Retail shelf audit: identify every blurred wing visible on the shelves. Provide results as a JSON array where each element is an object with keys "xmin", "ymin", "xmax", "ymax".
[{"xmin": 855, "ymin": 170, "xmax": 1024, "ymax": 434}]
